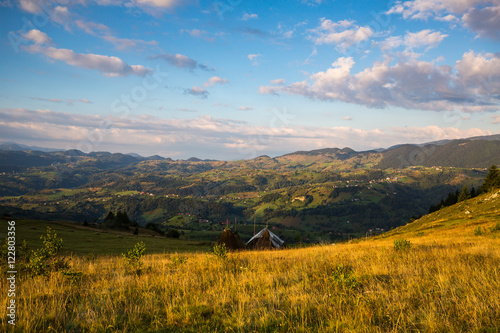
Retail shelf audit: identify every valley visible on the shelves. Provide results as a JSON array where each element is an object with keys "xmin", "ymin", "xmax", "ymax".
[{"xmin": 1, "ymin": 137, "xmax": 498, "ymax": 244}]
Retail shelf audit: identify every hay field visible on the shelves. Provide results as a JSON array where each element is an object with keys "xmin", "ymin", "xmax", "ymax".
[
  {"xmin": 2, "ymin": 190, "xmax": 500, "ymax": 332},
  {"xmin": 1, "ymin": 234, "xmax": 500, "ymax": 332}
]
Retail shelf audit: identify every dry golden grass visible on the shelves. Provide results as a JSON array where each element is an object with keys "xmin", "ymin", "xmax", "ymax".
[
  {"xmin": 1, "ymin": 234, "xmax": 499, "ymax": 332},
  {"xmin": 2, "ymin": 190, "xmax": 500, "ymax": 332}
]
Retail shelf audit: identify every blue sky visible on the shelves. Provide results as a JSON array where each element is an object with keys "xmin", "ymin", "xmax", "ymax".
[{"xmin": 1, "ymin": 0, "xmax": 499, "ymax": 159}]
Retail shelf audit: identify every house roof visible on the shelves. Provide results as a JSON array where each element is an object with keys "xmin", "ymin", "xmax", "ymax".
[{"xmin": 246, "ymin": 228, "xmax": 285, "ymax": 248}]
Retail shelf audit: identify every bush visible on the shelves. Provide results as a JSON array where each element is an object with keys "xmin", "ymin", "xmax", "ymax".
[
  {"xmin": 331, "ymin": 264, "xmax": 359, "ymax": 290},
  {"xmin": 26, "ymin": 227, "xmax": 66, "ymax": 276},
  {"xmin": 211, "ymin": 243, "xmax": 228, "ymax": 260},
  {"xmin": 122, "ymin": 241, "xmax": 146, "ymax": 273},
  {"xmin": 166, "ymin": 229, "xmax": 181, "ymax": 239},
  {"xmin": 394, "ymin": 238, "xmax": 411, "ymax": 252},
  {"xmin": 474, "ymin": 226, "xmax": 484, "ymax": 236},
  {"xmin": 171, "ymin": 254, "xmax": 188, "ymax": 266}
]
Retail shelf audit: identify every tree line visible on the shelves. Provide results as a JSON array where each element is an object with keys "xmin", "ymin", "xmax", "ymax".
[{"xmin": 429, "ymin": 165, "xmax": 500, "ymax": 213}]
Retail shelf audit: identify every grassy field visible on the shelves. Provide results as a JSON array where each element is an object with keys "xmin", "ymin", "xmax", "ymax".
[
  {"xmin": 1, "ymin": 190, "xmax": 500, "ymax": 332},
  {"xmin": 0, "ymin": 219, "xmax": 212, "ymax": 255}
]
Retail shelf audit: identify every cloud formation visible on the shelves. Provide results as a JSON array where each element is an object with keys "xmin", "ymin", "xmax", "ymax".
[
  {"xmin": 22, "ymin": 29, "xmax": 53, "ymax": 45},
  {"xmin": 0, "ymin": 108, "xmax": 493, "ymax": 159},
  {"xmin": 30, "ymin": 97, "xmax": 92, "ymax": 105},
  {"xmin": 24, "ymin": 44, "xmax": 152, "ymax": 77},
  {"xmin": 463, "ymin": 5, "xmax": 500, "ymax": 40},
  {"xmin": 204, "ymin": 76, "xmax": 229, "ymax": 87},
  {"xmin": 259, "ymin": 52, "xmax": 500, "ymax": 112},
  {"xmin": 153, "ymin": 53, "xmax": 213, "ymax": 71},
  {"xmin": 240, "ymin": 13, "xmax": 258, "ymax": 21},
  {"xmin": 387, "ymin": 0, "xmax": 500, "ymax": 41},
  {"xmin": 309, "ymin": 18, "xmax": 373, "ymax": 50},
  {"xmin": 185, "ymin": 86, "xmax": 209, "ymax": 98},
  {"xmin": 376, "ymin": 30, "xmax": 448, "ymax": 52}
]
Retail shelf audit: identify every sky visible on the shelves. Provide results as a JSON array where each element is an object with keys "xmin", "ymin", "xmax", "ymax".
[{"xmin": 0, "ymin": 0, "xmax": 499, "ymax": 160}]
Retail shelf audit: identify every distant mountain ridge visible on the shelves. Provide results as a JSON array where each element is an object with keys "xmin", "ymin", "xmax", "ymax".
[
  {"xmin": 376, "ymin": 139, "xmax": 500, "ymax": 169},
  {"xmin": 1, "ymin": 134, "xmax": 500, "ymax": 172},
  {"xmin": 0, "ymin": 142, "xmax": 63, "ymax": 152}
]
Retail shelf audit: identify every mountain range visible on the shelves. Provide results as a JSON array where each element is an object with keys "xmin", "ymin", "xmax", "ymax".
[{"xmin": 1, "ymin": 134, "xmax": 500, "ymax": 172}]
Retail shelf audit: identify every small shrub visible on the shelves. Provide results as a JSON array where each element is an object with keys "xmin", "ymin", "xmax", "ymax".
[
  {"xmin": 171, "ymin": 254, "xmax": 188, "ymax": 266},
  {"xmin": 394, "ymin": 238, "xmax": 411, "ymax": 252},
  {"xmin": 62, "ymin": 271, "xmax": 83, "ymax": 285},
  {"xmin": 26, "ymin": 227, "xmax": 67, "ymax": 276},
  {"xmin": 331, "ymin": 264, "xmax": 359, "ymax": 290},
  {"xmin": 123, "ymin": 241, "xmax": 146, "ymax": 273},
  {"xmin": 474, "ymin": 226, "xmax": 484, "ymax": 236},
  {"xmin": 41, "ymin": 227, "xmax": 63, "ymax": 256},
  {"xmin": 27, "ymin": 251, "xmax": 49, "ymax": 276},
  {"xmin": 166, "ymin": 229, "xmax": 181, "ymax": 239},
  {"xmin": 491, "ymin": 222, "xmax": 500, "ymax": 233},
  {"xmin": 211, "ymin": 243, "xmax": 228, "ymax": 260}
]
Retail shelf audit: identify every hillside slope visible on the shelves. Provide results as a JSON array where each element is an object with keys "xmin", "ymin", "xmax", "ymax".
[
  {"xmin": 378, "ymin": 189, "xmax": 500, "ymax": 239},
  {"xmin": 377, "ymin": 139, "xmax": 500, "ymax": 169}
]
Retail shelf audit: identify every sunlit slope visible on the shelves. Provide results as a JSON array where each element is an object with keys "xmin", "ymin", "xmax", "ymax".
[{"xmin": 377, "ymin": 189, "xmax": 500, "ymax": 240}]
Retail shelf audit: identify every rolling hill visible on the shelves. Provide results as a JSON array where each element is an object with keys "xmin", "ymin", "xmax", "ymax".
[
  {"xmin": 0, "ymin": 135, "xmax": 498, "ymax": 243},
  {"xmin": 378, "ymin": 188, "xmax": 500, "ymax": 240}
]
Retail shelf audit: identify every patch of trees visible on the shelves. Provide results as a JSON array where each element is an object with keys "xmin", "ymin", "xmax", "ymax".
[
  {"xmin": 429, "ymin": 165, "xmax": 499, "ymax": 213},
  {"xmin": 480, "ymin": 164, "xmax": 500, "ymax": 192},
  {"xmin": 329, "ymin": 187, "xmax": 359, "ymax": 199},
  {"xmin": 103, "ymin": 211, "xmax": 134, "ymax": 229},
  {"xmin": 261, "ymin": 192, "xmax": 281, "ymax": 203},
  {"xmin": 144, "ymin": 222, "xmax": 180, "ymax": 238}
]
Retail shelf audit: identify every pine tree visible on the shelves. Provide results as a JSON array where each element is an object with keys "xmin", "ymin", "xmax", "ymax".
[
  {"xmin": 481, "ymin": 165, "xmax": 500, "ymax": 192},
  {"xmin": 457, "ymin": 186, "xmax": 471, "ymax": 202}
]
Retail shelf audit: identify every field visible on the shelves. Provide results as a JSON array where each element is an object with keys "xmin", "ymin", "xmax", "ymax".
[
  {"xmin": 1, "ymin": 190, "xmax": 500, "ymax": 332},
  {"xmin": 0, "ymin": 219, "xmax": 213, "ymax": 255}
]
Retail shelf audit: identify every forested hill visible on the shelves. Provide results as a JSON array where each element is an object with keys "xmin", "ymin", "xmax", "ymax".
[
  {"xmin": 376, "ymin": 139, "xmax": 500, "ymax": 169},
  {"xmin": 1, "ymin": 136, "xmax": 499, "ymax": 243},
  {"xmin": 2, "ymin": 135, "xmax": 500, "ymax": 172}
]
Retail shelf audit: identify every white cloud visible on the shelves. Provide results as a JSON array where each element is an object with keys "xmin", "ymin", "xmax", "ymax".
[
  {"xmin": 23, "ymin": 44, "xmax": 152, "ymax": 77},
  {"xmin": 248, "ymin": 54, "xmax": 261, "ymax": 61},
  {"xmin": 490, "ymin": 115, "xmax": 500, "ymax": 123},
  {"xmin": 403, "ymin": 29, "xmax": 448, "ymax": 49},
  {"xmin": 75, "ymin": 20, "xmax": 112, "ymax": 35},
  {"xmin": 0, "ymin": 108, "xmax": 494, "ymax": 159},
  {"xmin": 309, "ymin": 18, "xmax": 374, "ymax": 50},
  {"xmin": 30, "ymin": 97, "xmax": 92, "ymax": 105},
  {"xmin": 377, "ymin": 36, "xmax": 403, "ymax": 51},
  {"xmin": 204, "ymin": 76, "xmax": 229, "ymax": 87},
  {"xmin": 185, "ymin": 86, "xmax": 209, "ymax": 98},
  {"xmin": 238, "ymin": 106, "xmax": 253, "ymax": 110},
  {"xmin": 270, "ymin": 79, "xmax": 286, "ymax": 85},
  {"xmin": 18, "ymin": 0, "xmax": 41, "ymax": 13},
  {"xmin": 248, "ymin": 53, "xmax": 262, "ymax": 66},
  {"xmin": 282, "ymin": 30, "xmax": 294, "ymax": 39},
  {"xmin": 153, "ymin": 53, "xmax": 213, "ymax": 71},
  {"xmin": 455, "ymin": 51, "xmax": 500, "ymax": 96},
  {"xmin": 463, "ymin": 5, "xmax": 500, "ymax": 40},
  {"xmin": 376, "ymin": 29, "xmax": 447, "ymax": 52},
  {"xmin": 102, "ymin": 35, "xmax": 158, "ymax": 51},
  {"xmin": 22, "ymin": 29, "xmax": 53, "ymax": 45},
  {"xmin": 181, "ymin": 29, "xmax": 207, "ymax": 37},
  {"xmin": 259, "ymin": 52, "xmax": 500, "ymax": 112},
  {"xmin": 240, "ymin": 13, "xmax": 258, "ymax": 21},
  {"xmin": 51, "ymin": 6, "xmax": 72, "ymax": 30},
  {"xmin": 387, "ymin": 0, "xmax": 500, "ymax": 41},
  {"xmin": 386, "ymin": 0, "xmax": 486, "ymax": 19},
  {"xmin": 131, "ymin": 0, "xmax": 187, "ymax": 9}
]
